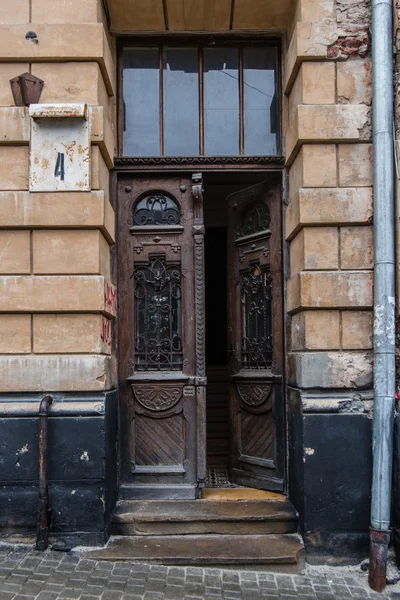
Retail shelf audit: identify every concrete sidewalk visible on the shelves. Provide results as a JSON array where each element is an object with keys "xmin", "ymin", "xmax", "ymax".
[{"xmin": 0, "ymin": 543, "xmax": 395, "ymax": 600}]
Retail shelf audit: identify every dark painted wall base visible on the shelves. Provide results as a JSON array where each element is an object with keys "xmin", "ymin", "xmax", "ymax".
[
  {"xmin": 0, "ymin": 390, "xmax": 118, "ymax": 548},
  {"xmin": 288, "ymin": 387, "xmax": 372, "ymax": 564},
  {"xmin": 304, "ymin": 531, "xmax": 370, "ymax": 565}
]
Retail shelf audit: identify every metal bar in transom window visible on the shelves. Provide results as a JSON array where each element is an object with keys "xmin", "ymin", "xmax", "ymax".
[
  {"xmin": 159, "ymin": 47, "xmax": 164, "ymax": 156},
  {"xmin": 199, "ymin": 47, "xmax": 204, "ymax": 156},
  {"xmin": 239, "ymin": 47, "xmax": 244, "ymax": 156}
]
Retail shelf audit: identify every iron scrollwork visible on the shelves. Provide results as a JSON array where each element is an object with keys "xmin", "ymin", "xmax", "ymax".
[
  {"xmin": 134, "ymin": 255, "xmax": 183, "ymax": 371},
  {"xmin": 240, "ymin": 267, "xmax": 273, "ymax": 369},
  {"xmin": 239, "ymin": 202, "xmax": 271, "ymax": 237},
  {"xmin": 133, "ymin": 192, "xmax": 180, "ymax": 226}
]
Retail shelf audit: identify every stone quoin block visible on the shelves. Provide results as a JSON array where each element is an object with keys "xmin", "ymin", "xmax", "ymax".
[
  {"xmin": 0, "ymin": 191, "xmax": 115, "ymax": 242},
  {"xmin": 90, "ymin": 106, "xmax": 115, "ymax": 168},
  {"xmin": 0, "ymin": 314, "xmax": 31, "ymax": 354},
  {"xmin": 0, "ymin": 146, "xmax": 28, "ymax": 190},
  {"xmin": 287, "ymin": 270, "xmax": 373, "ymax": 313},
  {"xmin": 341, "ymin": 311, "xmax": 373, "ymax": 350},
  {"xmin": 289, "ymin": 144, "xmax": 337, "ymax": 192},
  {"xmin": 286, "ymin": 104, "xmax": 371, "ymax": 163},
  {"xmin": 31, "ymin": 0, "xmax": 101, "ymax": 24},
  {"xmin": 288, "ymin": 351, "xmax": 373, "ymax": 388},
  {"xmin": 33, "ymin": 230, "xmax": 111, "ymax": 277},
  {"xmin": 337, "ymin": 58, "xmax": 372, "ymax": 105},
  {"xmin": 338, "ymin": 144, "xmax": 372, "ymax": 187},
  {"xmin": 291, "ymin": 311, "xmax": 340, "ymax": 350},
  {"xmin": 0, "ymin": 0, "xmax": 29, "ymax": 23},
  {"xmin": 340, "ymin": 226, "xmax": 373, "ymax": 269},
  {"xmin": 32, "ymin": 62, "xmax": 110, "ymax": 111},
  {"xmin": 290, "ymin": 227, "xmax": 339, "ymax": 275},
  {"xmin": 33, "ymin": 314, "xmax": 112, "ymax": 354},
  {"xmin": 91, "ymin": 145, "xmax": 111, "ymax": 202},
  {"xmin": 0, "ymin": 355, "xmax": 114, "ymax": 392},
  {"xmin": 0, "ymin": 24, "xmax": 115, "ymax": 96},
  {"xmin": 290, "ymin": 62, "xmax": 336, "ymax": 109},
  {"xmin": 0, "ymin": 107, "xmax": 29, "ymax": 143},
  {"xmin": 0, "ymin": 276, "xmax": 116, "ymax": 316},
  {"xmin": 0, "ymin": 230, "xmax": 30, "ymax": 274},
  {"xmin": 286, "ymin": 187, "xmax": 373, "ymax": 240},
  {"xmin": 294, "ymin": 0, "xmax": 335, "ymax": 25},
  {"xmin": 285, "ymin": 20, "xmax": 338, "ymax": 93}
]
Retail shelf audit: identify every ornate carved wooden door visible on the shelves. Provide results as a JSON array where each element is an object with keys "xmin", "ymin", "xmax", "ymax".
[
  {"xmin": 227, "ymin": 178, "xmax": 285, "ymax": 491},
  {"xmin": 117, "ymin": 173, "xmax": 206, "ymax": 500}
]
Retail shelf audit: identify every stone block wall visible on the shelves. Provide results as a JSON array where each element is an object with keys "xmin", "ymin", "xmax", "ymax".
[
  {"xmin": 285, "ymin": 0, "xmax": 374, "ymax": 559},
  {"xmin": 0, "ymin": 0, "xmax": 117, "ymax": 543},
  {"xmin": 0, "ymin": 0, "xmax": 116, "ymax": 392}
]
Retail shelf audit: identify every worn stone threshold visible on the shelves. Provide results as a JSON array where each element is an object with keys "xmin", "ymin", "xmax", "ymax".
[{"xmin": 83, "ymin": 533, "xmax": 305, "ymax": 568}]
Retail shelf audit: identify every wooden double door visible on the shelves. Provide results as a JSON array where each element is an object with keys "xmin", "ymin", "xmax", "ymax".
[{"xmin": 117, "ymin": 172, "xmax": 284, "ymax": 499}]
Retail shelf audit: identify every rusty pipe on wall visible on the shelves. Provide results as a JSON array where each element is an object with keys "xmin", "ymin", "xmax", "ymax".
[{"xmin": 36, "ymin": 394, "xmax": 53, "ymax": 551}]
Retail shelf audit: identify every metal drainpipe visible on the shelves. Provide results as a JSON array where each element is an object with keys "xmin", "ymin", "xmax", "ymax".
[
  {"xmin": 368, "ymin": 0, "xmax": 396, "ymax": 592},
  {"xmin": 36, "ymin": 394, "xmax": 53, "ymax": 551}
]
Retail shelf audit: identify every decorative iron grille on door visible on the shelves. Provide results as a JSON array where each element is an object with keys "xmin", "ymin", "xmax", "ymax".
[{"xmin": 132, "ymin": 192, "xmax": 183, "ymax": 371}]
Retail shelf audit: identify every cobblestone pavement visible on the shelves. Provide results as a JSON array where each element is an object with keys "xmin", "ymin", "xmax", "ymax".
[{"xmin": 0, "ymin": 544, "xmax": 396, "ymax": 600}]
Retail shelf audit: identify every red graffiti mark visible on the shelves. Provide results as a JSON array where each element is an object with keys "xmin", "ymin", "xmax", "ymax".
[
  {"xmin": 101, "ymin": 316, "xmax": 112, "ymax": 347},
  {"xmin": 104, "ymin": 281, "xmax": 116, "ymax": 316}
]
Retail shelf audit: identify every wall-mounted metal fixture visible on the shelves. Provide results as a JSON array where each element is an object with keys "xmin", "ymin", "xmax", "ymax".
[
  {"xmin": 29, "ymin": 103, "xmax": 90, "ymax": 192},
  {"xmin": 10, "ymin": 73, "xmax": 44, "ymax": 107}
]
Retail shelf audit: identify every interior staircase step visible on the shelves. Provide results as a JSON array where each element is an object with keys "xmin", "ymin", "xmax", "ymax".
[
  {"xmin": 112, "ymin": 498, "xmax": 298, "ymax": 536},
  {"xmin": 84, "ymin": 533, "xmax": 305, "ymax": 570}
]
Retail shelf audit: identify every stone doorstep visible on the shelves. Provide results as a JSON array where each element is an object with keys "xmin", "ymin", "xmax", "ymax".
[
  {"xmin": 82, "ymin": 533, "xmax": 305, "ymax": 572},
  {"xmin": 111, "ymin": 497, "xmax": 299, "ymax": 536}
]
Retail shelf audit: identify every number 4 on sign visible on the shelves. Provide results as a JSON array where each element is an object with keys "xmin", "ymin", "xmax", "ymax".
[{"xmin": 54, "ymin": 152, "xmax": 65, "ymax": 181}]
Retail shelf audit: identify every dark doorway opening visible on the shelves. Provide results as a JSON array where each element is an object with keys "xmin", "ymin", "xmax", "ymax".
[{"xmin": 203, "ymin": 173, "xmax": 268, "ymax": 479}]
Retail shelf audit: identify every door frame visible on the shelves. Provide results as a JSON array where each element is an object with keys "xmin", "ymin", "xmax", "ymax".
[{"xmin": 111, "ymin": 165, "xmax": 288, "ymax": 495}]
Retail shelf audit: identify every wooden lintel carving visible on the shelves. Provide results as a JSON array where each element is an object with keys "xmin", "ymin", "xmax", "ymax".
[
  {"xmin": 131, "ymin": 384, "xmax": 183, "ymax": 411},
  {"xmin": 237, "ymin": 383, "xmax": 272, "ymax": 408}
]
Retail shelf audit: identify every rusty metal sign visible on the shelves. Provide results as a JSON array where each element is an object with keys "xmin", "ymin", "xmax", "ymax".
[{"xmin": 29, "ymin": 103, "xmax": 90, "ymax": 192}]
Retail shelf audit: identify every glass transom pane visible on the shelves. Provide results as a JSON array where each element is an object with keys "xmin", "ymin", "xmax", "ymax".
[
  {"xmin": 203, "ymin": 48, "xmax": 239, "ymax": 156},
  {"xmin": 122, "ymin": 44, "xmax": 279, "ymax": 157},
  {"xmin": 163, "ymin": 47, "xmax": 199, "ymax": 156},
  {"xmin": 123, "ymin": 48, "xmax": 160, "ymax": 157},
  {"xmin": 244, "ymin": 47, "xmax": 278, "ymax": 155}
]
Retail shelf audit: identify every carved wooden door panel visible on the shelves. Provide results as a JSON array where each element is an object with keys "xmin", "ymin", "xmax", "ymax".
[
  {"xmin": 117, "ymin": 174, "xmax": 206, "ymax": 500},
  {"xmin": 227, "ymin": 178, "xmax": 284, "ymax": 491}
]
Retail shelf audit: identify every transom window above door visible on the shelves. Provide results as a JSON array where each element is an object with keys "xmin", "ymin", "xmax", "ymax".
[{"xmin": 122, "ymin": 44, "xmax": 279, "ymax": 157}]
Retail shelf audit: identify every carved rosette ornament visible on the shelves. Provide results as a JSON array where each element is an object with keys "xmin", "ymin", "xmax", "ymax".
[
  {"xmin": 131, "ymin": 385, "xmax": 183, "ymax": 411},
  {"xmin": 237, "ymin": 383, "xmax": 272, "ymax": 407}
]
